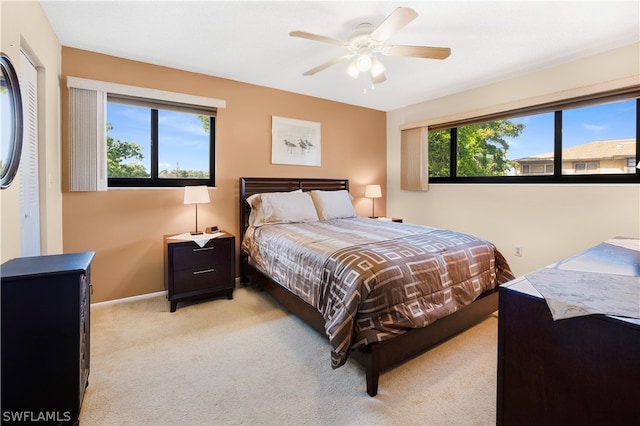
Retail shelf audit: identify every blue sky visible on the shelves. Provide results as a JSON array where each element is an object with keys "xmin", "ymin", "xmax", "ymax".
[
  {"xmin": 505, "ymin": 99, "xmax": 636, "ymax": 160},
  {"xmin": 107, "ymin": 103, "xmax": 210, "ymax": 172}
]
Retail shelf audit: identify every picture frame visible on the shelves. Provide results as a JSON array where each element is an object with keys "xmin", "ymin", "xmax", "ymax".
[{"xmin": 271, "ymin": 116, "xmax": 321, "ymax": 166}]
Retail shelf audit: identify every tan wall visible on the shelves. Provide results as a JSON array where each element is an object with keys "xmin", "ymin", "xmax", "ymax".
[
  {"xmin": 1, "ymin": 1, "xmax": 63, "ymax": 263},
  {"xmin": 561, "ymin": 159, "xmax": 627, "ymax": 174},
  {"xmin": 387, "ymin": 43, "xmax": 640, "ymax": 277},
  {"xmin": 61, "ymin": 48, "xmax": 387, "ymax": 302},
  {"xmin": 596, "ymin": 159, "xmax": 627, "ymax": 174}
]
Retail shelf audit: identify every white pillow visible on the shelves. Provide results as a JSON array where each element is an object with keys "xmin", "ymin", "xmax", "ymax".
[
  {"xmin": 247, "ymin": 189, "xmax": 300, "ymax": 227},
  {"xmin": 309, "ymin": 190, "xmax": 356, "ymax": 220},
  {"xmin": 247, "ymin": 190, "xmax": 318, "ymax": 227},
  {"xmin": 246, "ymin": 194, "xmax": 262, "ymax": 227}
]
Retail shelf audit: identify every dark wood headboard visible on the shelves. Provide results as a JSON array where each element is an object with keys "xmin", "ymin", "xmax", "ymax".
[{"xmin": 239, "ymin": 177, "xmax": 349, "ymax": 247}]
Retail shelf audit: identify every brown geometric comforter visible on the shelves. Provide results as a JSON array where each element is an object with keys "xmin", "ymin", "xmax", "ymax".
[{"xmin": 242, "ymin": 218, "xmax": 514, "ymax": 368}]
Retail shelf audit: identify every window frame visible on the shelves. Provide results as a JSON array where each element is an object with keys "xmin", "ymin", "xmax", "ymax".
[
  {"xmin": 106, "ymin": 96, "xmax": 216, "ymax": 188},
  {"xmin": 427, "ymin": 95, "xmax": 640, "ymax": 184}
]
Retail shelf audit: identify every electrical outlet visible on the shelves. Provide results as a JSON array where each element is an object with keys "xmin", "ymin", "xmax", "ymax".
[{"xmin": 514, "ymin": 246, "xmax": 523, "ymax": 257}]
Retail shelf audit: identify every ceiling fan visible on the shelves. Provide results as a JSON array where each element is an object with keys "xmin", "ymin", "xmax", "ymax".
[{"xmin": 290, "ymin": 7, "xmax": 451, "ymax": 85}]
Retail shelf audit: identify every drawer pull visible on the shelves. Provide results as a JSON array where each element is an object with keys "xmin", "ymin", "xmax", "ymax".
[
  {"xmin": 193, "ymin": 268, "xmax": 215, "ymax": 275},
  {"xmin": 193, "ymin": 247, "xmax": 214, "ymax": 252}
]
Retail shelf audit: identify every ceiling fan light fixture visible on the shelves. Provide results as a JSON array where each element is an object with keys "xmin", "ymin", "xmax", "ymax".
[
  {"xmin": 346, "ymin": 61, "xmax": 360, "ymax": 79},
  {"xmin": 356, "ymin": 53, "xmax": 372, "ymax": 72},
  {"xmin": 370, "ymin": 56, "xmax": 385, "ymax": 78},
  {"xmin": 291, "ymin": 7, "xmax": 451, "ymax": 86}
]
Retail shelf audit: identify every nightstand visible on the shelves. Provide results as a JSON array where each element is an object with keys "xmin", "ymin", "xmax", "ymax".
[
  {"xmin": 372, "ymin": 217, "xmax": 403, "ymax": 223},
  {"xmin": 164, "ymin": 232, "xmax": 235, "ymax": 312}
]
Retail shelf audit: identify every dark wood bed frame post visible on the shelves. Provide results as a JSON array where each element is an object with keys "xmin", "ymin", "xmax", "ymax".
[
  {"xmin": 359, "ymin": 347, "xmax": 380, "ymax": 397},
  {"xmin": 239, "ymin": 177, "xmax": 499, "ymax": 397}
]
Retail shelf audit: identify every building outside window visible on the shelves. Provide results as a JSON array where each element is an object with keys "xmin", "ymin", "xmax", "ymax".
[{"xmin": 516, "ymin": 139, "xmax": 634, "ymax": 175}]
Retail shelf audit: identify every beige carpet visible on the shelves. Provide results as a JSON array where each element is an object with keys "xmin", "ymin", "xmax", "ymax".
[{"xmin": 81, "ymin": 287, "xmax": 499, "ymax": 425}]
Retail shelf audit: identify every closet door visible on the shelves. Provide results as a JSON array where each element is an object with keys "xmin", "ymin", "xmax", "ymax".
[{"xmin": 20, "ymin": 51, "xmax": 41, "ymax": 256}]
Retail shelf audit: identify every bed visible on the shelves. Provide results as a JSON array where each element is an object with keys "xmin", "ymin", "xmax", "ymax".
[{"xmin": 239, "ymin": 177, "xmax": 514, "ymax": 396}]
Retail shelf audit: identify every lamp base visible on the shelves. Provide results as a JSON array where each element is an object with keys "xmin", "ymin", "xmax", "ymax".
[{"xmin": 190, "ymin": 231, "xmax": 204, "ymax": 235}]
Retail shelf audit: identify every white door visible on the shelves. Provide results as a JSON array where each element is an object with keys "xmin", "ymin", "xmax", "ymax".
[{"xmin": 20, "ymin": 51, "xmax": 41, "ymax": 257}]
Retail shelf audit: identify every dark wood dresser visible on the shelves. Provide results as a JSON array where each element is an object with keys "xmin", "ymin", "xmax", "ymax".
[
  {"xmin": 164, "ymin": 232, "xmax": 235, "ymax": 312},
  {"xmin": 1, "ymin": 251, "xmax": 95, "ymax": 426},
  {"xmin": 497, "ymin": 240, "xmax": 640, "ymax": 425}
]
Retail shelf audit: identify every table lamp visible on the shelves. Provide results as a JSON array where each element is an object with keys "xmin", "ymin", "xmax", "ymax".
[
  {"xmin": 365, "ymin": 184, "xmax": 382, "ymax": 218},
  {"xmin": 184, "ymin": 185, "xmax": 210, "ymax": 235}
]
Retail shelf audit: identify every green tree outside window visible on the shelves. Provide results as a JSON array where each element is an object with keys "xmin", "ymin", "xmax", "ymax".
[{"xmin": 429, "ymin": 120, "xmax": 524, "ymax": 177}]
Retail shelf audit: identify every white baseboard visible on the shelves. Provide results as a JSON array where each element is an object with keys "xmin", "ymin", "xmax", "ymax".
[
  {"xmin": 91, "ymin": 290, "xmax": 167, "ymax": 308},
  {"xmin": 90, "ymin": 278, "xmax": 243, "ymax": 308}
]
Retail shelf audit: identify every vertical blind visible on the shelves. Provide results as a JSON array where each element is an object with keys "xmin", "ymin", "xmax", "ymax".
[
  {"xmin": 400, "ymin": 127, "xmax": 429, "ymax": 191},
  {"xmin": 68, "ymin": 87, "xmax": 107, "ymax": 191}
]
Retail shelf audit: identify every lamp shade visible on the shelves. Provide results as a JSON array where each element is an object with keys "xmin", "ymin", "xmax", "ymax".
[
  {"xmin": 184, "ymin": 185, "xmax": 210, "ymax": 205},
  {"xmin": 365, "ymin": 184, "xmax": 382, "ymax": 198}
]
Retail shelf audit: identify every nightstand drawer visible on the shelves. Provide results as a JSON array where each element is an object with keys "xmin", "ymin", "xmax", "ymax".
[
  {"xmin": 173, "ymin": 263, "xmax": 232, "ymax": 294},
  {"xmin": 173, "ymin": 244, "xmax": 220, "ymax": 270}
]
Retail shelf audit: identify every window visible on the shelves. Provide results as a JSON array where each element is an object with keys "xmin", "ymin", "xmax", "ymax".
[
  {"xmin": 562, "ymin": 100, "xmax": 636, "ymax": 176},
  {"xmin": 522, "ymin": 163, "xmax": 554, "ymax": 175},
  {"xmin": 574, "ymin": 162, "xmax": 598, "ymax": 174},
  {"xmin": 429, "ymin": 111, "xmax": 556, "ymax": 178},
  {"xmin": 426, "ymin": 129, "xmax": 450, "ymax": 178},
  {"xmin": 427, "ymin": 95, "xmax": 639, "ymax": 184},
  {"xmin": 107, "ymin": 96, "xmax": 215, "ymax": 187},
  {"xmin": 66, "ymin": 77, "xmax": 225, "ymax": 191}
]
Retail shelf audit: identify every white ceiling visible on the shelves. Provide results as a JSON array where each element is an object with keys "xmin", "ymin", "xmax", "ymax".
[{"xmin": 40, "ymin": 1, "xmax": 639, "ymax": 112}]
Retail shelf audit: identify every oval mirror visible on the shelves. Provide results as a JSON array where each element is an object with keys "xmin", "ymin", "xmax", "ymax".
[{"xmin": 1, "ymin": 52, "xmax": 24, "ymax": 189}]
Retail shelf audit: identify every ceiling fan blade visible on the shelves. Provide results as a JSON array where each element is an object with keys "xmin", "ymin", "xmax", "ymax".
[
  {"xmin": 370, "ymin": 7, "xmax": 418, "ymax": 42},
  {"xmin": 302, "ymin": 54, "xmax": 354, "ymax": 76},
  {"xmin": 371, "ymin": 71, "xmax": 386, "ymax": 84},
  {"xmin": 385, "ymin": 45, "xmax": 451, "ymax": 60},
  {"xmin": 289, "ymin": 30, "xmax": 349, "ymax": 47}
]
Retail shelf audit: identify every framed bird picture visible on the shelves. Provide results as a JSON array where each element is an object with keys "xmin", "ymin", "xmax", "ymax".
[{"xmin": 271, "ymin": 116, "xmax": 321, "ymax": 166}]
